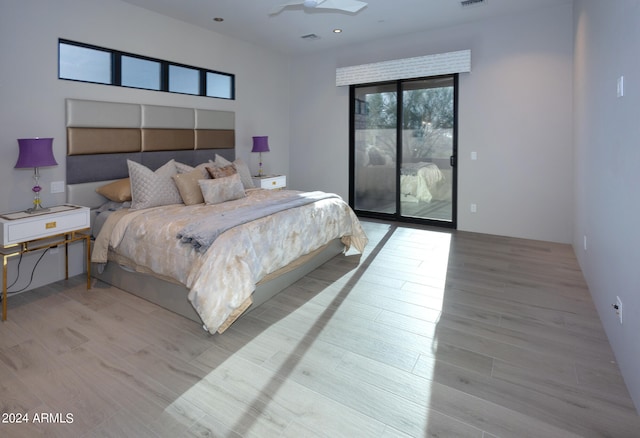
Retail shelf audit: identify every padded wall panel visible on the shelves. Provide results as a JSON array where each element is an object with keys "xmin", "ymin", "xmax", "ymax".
[
  {"xmin": 141, "ymin": 129, "xmax": 194, "ymax": 151},
  {"xmin": 195, "ymin": 109, "xmax": 234, "ymax": 129},
  {"xmin": 66, "ymin": 99, "xmax": 141, "ymax": 128},
  {"xmin": 141, "ymin": 150, "xmax": 197, "ymax": 169},
  {"xmin": 195, "ymin": 148, "xmax": 234, "ymax": 164},
  {"xmin": 67, "ymin": 128, "xmax": 141, "ymax": 155},
  {"xmin": 195, "ymin": 130, "xmax": 235, "ymax": 149},
  {"xmin": 67, "ymin": 152, "xmax": 141, "ymax": 184},
  {"xmin": 65, "ymin": 99, "xmax": 236, "ymax": 187},
  {"xmin": 142, "ymin": 104, "xmax": 194, "ymax": 129},
  {"xmin": 67, "ymin": 180, "xmax": 120, "ymax": 209}
]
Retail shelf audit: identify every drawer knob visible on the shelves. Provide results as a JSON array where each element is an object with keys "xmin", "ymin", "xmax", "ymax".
[{"xmin": 46, "ymin": 221, "xmax": 57, "ymax": 229}]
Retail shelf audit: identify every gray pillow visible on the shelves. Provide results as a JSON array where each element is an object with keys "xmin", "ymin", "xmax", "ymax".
[
  {"xmin": 232, "ymin": 158, "xmax": 255, "ymax": 189},
  {"xmin": 214, "ymin": 154, "xmax": 232, "ymax": 167},
  {"xmin": 128, "ymin": 159, "xmax": 183, "ymax": 210},
  {"xmin": 198, "ymin": 173, "xmax": 246, "ymax": 205}
]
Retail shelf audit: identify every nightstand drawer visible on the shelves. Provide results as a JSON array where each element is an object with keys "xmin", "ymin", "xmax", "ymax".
[
  {"xmin": 1, "ymin": 205, "xmax": 90, "ymax": 246},
  {"xmin": 253, "ymin": 175, "xmax": 286, "ymax": 190}
]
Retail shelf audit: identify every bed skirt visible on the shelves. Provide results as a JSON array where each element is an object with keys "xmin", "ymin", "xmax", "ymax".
[{"xmin": 92, "ymin": 238, "xmax": 345, "ymax": 330}]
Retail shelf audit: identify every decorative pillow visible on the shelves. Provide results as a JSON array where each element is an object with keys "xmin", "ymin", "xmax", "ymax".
[
  {"xmin": 206, "ymin": 164, "xmax": 236, "ymax": 179},
  {"xmin": 232, "ymin": 158, "xmax": 255, "ymax": 189},
  {"xmin": 174, "ymin": 161, "xmax": 194, "ymax": 174},
  {"xmin": 173, "ymin": 168, "xmax": 208, "ymax": 205},
  {"xmin": 128, "ymin": 159, "xmax": 183, "ymax": 210},
  {"xmin": 198, "ymin": 173, "xmax": 246, "ymax": 205},
  {"xmin": 214, "ymin": 154, "xmax": 232, "ymax": 167},
  {"xmin": 96, "ymin": 178, "xmax": 132, "ymax": 202}
]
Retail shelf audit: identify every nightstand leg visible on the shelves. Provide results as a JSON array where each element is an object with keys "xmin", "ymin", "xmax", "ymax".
[
  {"xmin": 65, "ymin": 240, "xmax": 69, "ymax": 280},
  {"xmin": 2, "ymin": 255, "xmax": 7, "ymax": 321},
  {"xmin": 86, "ymin": 235, "xmax": 91, "ymax": 290}
]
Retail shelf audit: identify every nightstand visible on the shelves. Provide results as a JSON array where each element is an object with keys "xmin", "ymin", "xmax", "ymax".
[
  {"xmin": 252, "ymin": 174, "xmax": 286, "ymax": 190},
  {"xmin": 1, "ymin": 204, "xmax": 91, "ymax": 321}
]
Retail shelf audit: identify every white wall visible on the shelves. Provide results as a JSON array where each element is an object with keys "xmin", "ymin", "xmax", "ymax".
[
  {"xmin": 3, "ymin": 0, "xmax": 639, "ymax": 414},
  {"xmin": 289, "ymin": 3, "xmax": 574, "ymax": 244},
  {"xmin": 573, "ymin": 0, "xmax": 640, "ymax": 411},
  {"xmin": 0, "ymin": 0, "xmax": 291, "ymax": 290}
]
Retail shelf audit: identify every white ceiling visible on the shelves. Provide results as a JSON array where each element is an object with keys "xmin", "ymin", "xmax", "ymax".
[{"xmin": 120, "ymin": 0, "xmax": 572, "ymax": 55}]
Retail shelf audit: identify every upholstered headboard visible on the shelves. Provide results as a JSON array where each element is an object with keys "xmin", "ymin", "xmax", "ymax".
[{"xmin": 65, "ymin": 98, "xmax": 236, "ymax": 207}]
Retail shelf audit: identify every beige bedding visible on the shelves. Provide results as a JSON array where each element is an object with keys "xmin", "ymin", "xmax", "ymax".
[
  {"xmin": 356, "ymin": 162, "xmax": 444, "ymax": 203},
  {"xmin": 92, "ymin": 189, "xmax": 367, "ymax": 333}
]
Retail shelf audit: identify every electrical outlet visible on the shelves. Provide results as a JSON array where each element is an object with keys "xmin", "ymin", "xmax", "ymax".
[
  {"xmin": 616, "ymin": 296, "xmax": 623, "ymax": 324},
  {"xmin": 470, "ymin": 203, "xmax": 477, "ymax": 213}
]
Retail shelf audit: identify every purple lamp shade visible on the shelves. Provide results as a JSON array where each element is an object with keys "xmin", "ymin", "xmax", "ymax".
[
  {"xmin": 251, "ymin": 136, "xmax": 270, "ymax": 153},
  {"xmin": 15, "ymin": 138, "xmax": 58, "ymax": 168}
]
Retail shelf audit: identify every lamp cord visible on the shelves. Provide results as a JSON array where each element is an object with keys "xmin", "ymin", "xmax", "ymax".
[{"xmin": 0, "ymin": 248, "xmax": 50, "ymax": 300}]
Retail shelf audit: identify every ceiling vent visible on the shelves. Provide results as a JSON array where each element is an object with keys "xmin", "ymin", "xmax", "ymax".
[
  {"xmin": 301, "ymin": 33, "xmax": 321, "ymax": 40},
  {"xmin": 460, "ymin": 0, "xmax": 486, "ymax": 7}
]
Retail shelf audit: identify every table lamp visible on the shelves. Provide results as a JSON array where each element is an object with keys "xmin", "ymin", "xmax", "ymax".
[
  {"xmin": 15, "ymin": 137, "xmax": 58, "ymax": 213},
  {"xmin": 251, "ymin": 136, "xmax": 270, "ymax": 177}
]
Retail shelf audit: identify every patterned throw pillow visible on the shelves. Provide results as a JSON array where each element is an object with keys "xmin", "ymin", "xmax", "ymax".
[
  {"xmin": 128, "ymin": 159, "xmax": 183, "ymax": 209},
  {"xmin": 208, "ymin": 155, "xmax": 255, "ymax": 190},
  {"xmin": 206, "ymin": 164, "xmax": 236, "ymax": 179},
  {"xmin": 198, "ymin": 173, "xmax": 246, "ymax": 205}
]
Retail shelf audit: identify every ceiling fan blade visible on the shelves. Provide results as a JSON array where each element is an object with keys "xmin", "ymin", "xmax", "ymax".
[
  {"xmin": 315, "ymin": 0, "xmax": 367, "ymax": 13},
  {"xmin": 269, "ymin": 1, "xmax": 304, "ymax": 15}
]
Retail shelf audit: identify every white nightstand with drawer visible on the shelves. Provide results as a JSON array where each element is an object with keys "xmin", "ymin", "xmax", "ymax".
[
  {"xmin": 252, "ymin": 174, "xmax": 286, "ymax": 190},
  {"xmin": 1, "ymin": 204, "xmax": 91, "ymax": 321}
]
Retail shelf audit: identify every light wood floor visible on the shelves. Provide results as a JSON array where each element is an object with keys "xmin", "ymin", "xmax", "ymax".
[{"xmin": 1, "ymin": 220, "xmax": 639, "ymax": 437}]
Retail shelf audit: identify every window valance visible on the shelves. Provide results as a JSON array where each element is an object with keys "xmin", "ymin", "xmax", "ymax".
[{"xmin": 336, "ymin": 50, "xmax": 471, "ymax": 86}]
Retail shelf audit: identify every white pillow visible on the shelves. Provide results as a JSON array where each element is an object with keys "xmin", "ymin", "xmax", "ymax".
[
  {"xmin": 214, "ymin": 154, "xmax": 232, "ymax": 167},
  {"xmin": 128, "ymin": 159, "xmax": 183, "ymax": 210},
  {"xmin": 232, "ymin": 158, "xmax": 255, "ymax": 190},
  {"xmin": 175, "ymin": 161, "xmax": 210, "ymax": 178},
  {"xmin": 198, "ymin": 173, "xmax": 246, "ymax": 205}
]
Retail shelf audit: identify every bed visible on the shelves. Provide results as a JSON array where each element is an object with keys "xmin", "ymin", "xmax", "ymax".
[
  {"xmin": 355, "ymin": 143, "xmax": 445, "ymax": 203},
  {"xmin": 65, "ymin": 99, "xmax": 367, "ymax": 334}
]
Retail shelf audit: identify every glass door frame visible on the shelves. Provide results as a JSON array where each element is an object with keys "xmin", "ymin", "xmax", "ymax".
[{"xmin": 348, "ymin": 74, "xmax": 458, "ymax": 229}]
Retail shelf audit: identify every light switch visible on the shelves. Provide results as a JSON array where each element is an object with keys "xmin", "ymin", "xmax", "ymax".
[
  {"xmin": 617, "ymin": 76, "xmax": 624, "ymax": 98},
  {"xmin": 51, "ymin": 181, "xmax": 65, "ymax": 193},
  {"xmin": 471, "ymin": 151, "xmax": 477, "ymax": 160}
]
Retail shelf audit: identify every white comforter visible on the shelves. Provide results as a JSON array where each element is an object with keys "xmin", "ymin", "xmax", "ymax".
[
  {"xmin": 356, "ymin": 162, "xmax": 443, "ymax": 203},
  {"xmin": 92, "ymin": 189, "xmax": 368, "ymax": 333}
]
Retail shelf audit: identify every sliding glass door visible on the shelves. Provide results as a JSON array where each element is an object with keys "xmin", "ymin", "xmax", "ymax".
[
  {"xmin": 352, "ymin": 83, "xmax": 398, "ymax": 214},
  {"xmin": 351, "ymin": 75, "xmax": 457, "ymax": 227}
]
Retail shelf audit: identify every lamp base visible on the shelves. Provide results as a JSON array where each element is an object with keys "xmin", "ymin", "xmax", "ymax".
[{"xmin": 24, "ymin": 205, "xmax": 50, "ymax": 214}]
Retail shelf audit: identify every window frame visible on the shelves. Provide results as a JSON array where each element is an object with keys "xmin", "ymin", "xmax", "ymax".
[{"xmin": 58, "ymin": 39, "xmax": 235, "ymax": 100}]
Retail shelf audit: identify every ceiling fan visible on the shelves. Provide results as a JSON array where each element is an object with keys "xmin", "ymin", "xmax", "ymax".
[{"xmin": 270, "ymin": 0, "xmax": 368, "ymax": 15}]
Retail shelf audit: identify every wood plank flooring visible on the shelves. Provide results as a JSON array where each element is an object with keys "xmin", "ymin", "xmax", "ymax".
[{"xmin": 1, "ymin": 219, "xmax": 639, "ymax": 437}]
